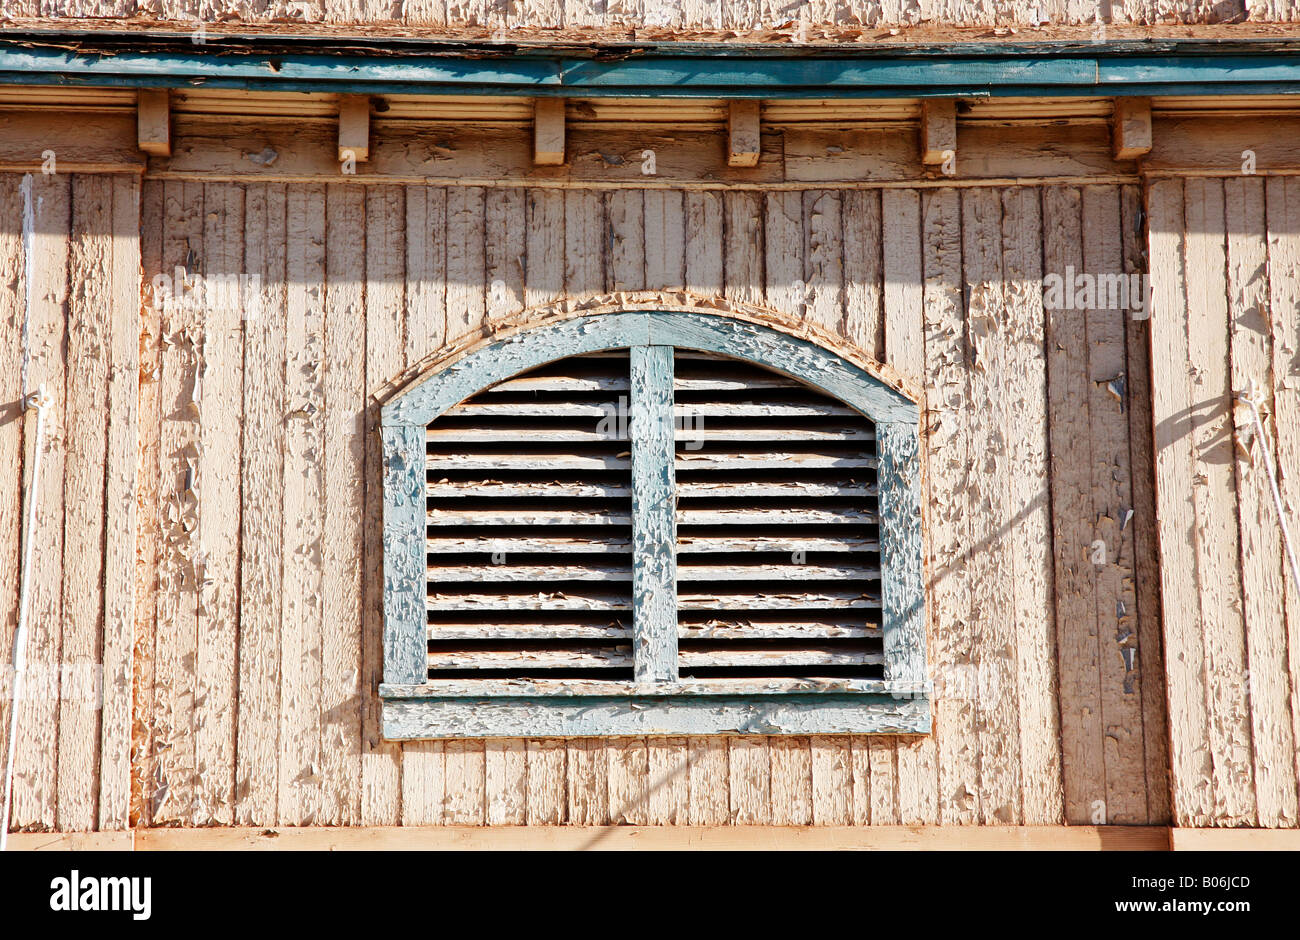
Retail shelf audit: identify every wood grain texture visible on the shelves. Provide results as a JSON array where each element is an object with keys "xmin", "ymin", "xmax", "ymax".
[
  {"xmin": 1000, "ymin": 186, "xmax": 1063, "ymax": 825},
  {"xmin": 362, "ymin": 185, "xmax": 405, "ymax": 825},
  {"xmin": 15, "ymin": 0, "xmax": 1267, "ymax": 28},
  {"xmin": 1147, "ymin": 178, "xmax": 1214, "ymax": 827},
  {"xmin": 321, "ymin": 183, "xmax": 367, "ymax": 827},
  {"xmin": 0, "ymin": 171, "xmax": 1207, "ymax": 829},
  {"xmin": 963, "ymin": 185, "xmax": 1022, "ymax": 825},
  {"xmin": 1264, "ymin": 177, "xmax": 1300, "ymax": 827},
  {"xmin": 919, "ymin": 186, "xmax": 975, "ymax": 827},
  {"xmin": 1044, "ymin": 184, "xmax": 1105, "ymax": 826},
  {"xmin": 58, "ymin": 174, "xmax": 112, "ymax": 831},
  {"xmin": 235, "ymin": 183, "xmax": 286, "ymax": 826},
  {"xmin": 1226, "ymin": 175, "xmax": 1298, "ymax": 828},
  {"xmin": 280, "ymin": 184, "xmax": 327, "ymax": 826},
  {"xmin": 1120, "ymin": 183, "xmax": 1171, "ymax": 826},
  {"xmin": 1082, "ymin": 184, "xmax": 1145, "ymax": 825},
  {"xmin": 191, "ymin": 182, "xmax": 244, "ymax": 827},
  {"xmin": 152, "ymin": 179, "xmax": 204, "ymax": 826},
  {"xmin": 0, "ymin": 177, "xmax": 25, "ymax": 832},
  {"xmin": 1183, "ymin": 177, "xmax": 1255, "ymax": 826}
]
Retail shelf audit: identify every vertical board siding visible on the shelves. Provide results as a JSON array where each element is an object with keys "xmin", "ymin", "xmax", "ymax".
[
  {"xmin": 1082, "ymin": 185, "xmax": 1146, "ymax": 825},
  {"xmin": 1149, "ymin": 176, "xmax": 1300, "ymax": 827},
  {"xmin": 0, "ymin": 173, "xmax": 139, "ymax": 832},
  {"xmin": 1, "ymin": 178, "xmax": 1198, "ymax": 830},
  {"xmin": 1000, "ymin": 187, "xmax": 1063, "ymax": 826},
  {"xmin": 1265, "ymin": 178, "xmax": 1300, "ymax": 825},
  {"xmin": 235, "ymin": 183, "xmax": 287, "ymax": 826},
  {"xmin": 196, "ymin": 182, "xmax": 245, "ymax": 826}
]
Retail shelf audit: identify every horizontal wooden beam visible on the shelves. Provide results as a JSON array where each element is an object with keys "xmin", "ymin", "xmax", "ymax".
[
  {"xmin": 1143, "ymin": 115, "xmax": 1300, "ymax": 174},
  {"xmin": 11, "ymin": 826, "xmax": 1300, "ymax": 852},
  {"xmin": 0, "ymin": 111, "xmax": 145, "ymax": 173},
  {"xmin": 6, "ymin": 826, "xmax": 1178, "ymax": 852},
  {"xmin": 131, "ymin": 115, "xmax": 1140, "ymax": 187},
  {"xmin": 381, "ymin": 694, "xmax": 929, "ymax": 738},
  {"xmin": 1170, "ymin": 828, "xmax": 1300, "ymax": 851}
]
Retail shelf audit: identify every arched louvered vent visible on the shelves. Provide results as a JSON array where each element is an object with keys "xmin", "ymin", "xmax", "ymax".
[
  {"xmin": 673, "ymin": 352, "xmax": 882, "ymax": 682},
  {"xmin": 424, "ymin": 348, "xmax": 881, "ymax": 686},
  {"xmin": 425, "ymin": 351, "xmax": 634, "ymax": 680}
]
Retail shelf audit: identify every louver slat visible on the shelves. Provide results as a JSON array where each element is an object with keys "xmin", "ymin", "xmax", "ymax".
[
  {"xmin": 423, "ymin": 352, "xmax": 635, "ymax": 680},
  {"xmin": 674, "ymin": 356, "xmax": 884, "ymax": 681}
]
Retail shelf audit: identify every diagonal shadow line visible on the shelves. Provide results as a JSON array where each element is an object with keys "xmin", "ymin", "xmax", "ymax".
[{"xmin": 576, "ymin": 746, "xmax": 695, "ymax": 850}]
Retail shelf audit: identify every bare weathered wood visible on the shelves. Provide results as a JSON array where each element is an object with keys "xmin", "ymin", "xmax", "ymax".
[
  {"xmin": 729, "ymin": 736, "xmax": 770, "ymax": 824},
  {"xmin": 1120, "ymin": 182, "xmax": 1171, "ymax": 826},
  {"xmin": 137, "ymin": 89, "xmax": 171, "ymax": 156},
  {"xmin": 533, "ymin": 98, "xmax": 566, "ymax": 166},
  {"xmin": 1044, "ymin": 184, "xmax": 1103, "ymax": 826},
  {"xmin": 338, "ymin": 95, "xmax": 370, "ymax": 163},
  {"xmin": 1111, "ymin": 98, "xmax": 1152, "ymax": 161},
  {"xmin": 151, "ymin": 179, "xmax": 202, "ymax": 825},
  {"xmin": 921, "ymin": 99, "xmax": 957, "ymax": 167},
  {"xmin": 1082, "ymin": 184, "xmax": 1145, "ymax": 825},
  {"xmin": 486, "ymin": 739, "xmax": 527, "ymax": 825},
  {"xmin": 526, "ymin": 739, "xmax": 567, "ymax": 824},
  {"xmin": 728, "ymin": 101, "xmax": 762, "ymax": 168}
]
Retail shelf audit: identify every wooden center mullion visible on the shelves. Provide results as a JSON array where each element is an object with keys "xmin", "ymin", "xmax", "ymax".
[{"xmin": 629, "ymin": 344, "xmax": 679, "ymax": 685}]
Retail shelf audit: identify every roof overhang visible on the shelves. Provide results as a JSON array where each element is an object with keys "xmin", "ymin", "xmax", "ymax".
[{"xmin": 3, "ymin": 30, "xmax": 1300, "ymax": 98}]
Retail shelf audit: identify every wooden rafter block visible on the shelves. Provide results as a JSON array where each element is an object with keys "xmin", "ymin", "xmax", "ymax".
[
  {"xmin": 1112, "ymin": 97, "xmax": 1152, "ymax": 161},
  {"xmin": 921, "ymin": 98, "xmax": 957, "ymax": 167},
  {"xmin": 136, "ymin": 89, "xmax": 171, "ymax": 156},
  {"xmin": 338, "ymin": 95, "xmax": 370, "ymax": 162},
  {"xmin": 534, "ymin": 98, "xmax": 566, "ymax": 166},
  {"xmin": 727, "ymin": 100, "xmax": 761, "ymax": 168}
]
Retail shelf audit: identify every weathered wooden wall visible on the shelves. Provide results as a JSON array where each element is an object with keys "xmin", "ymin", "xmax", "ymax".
[
  {"xmin": 0, "ymin": 172, "xmax": 140, "ymax": 832},
  {"xmin": 1148, "ymin": 175, "xmax": 1300, "ymax": 829},
  {"xmin": 0, "ymin": 164, "xmax": 1179, "ymax": 829},
  {"xmin": 5, "ymin": 0, "xmax": 1299, "ymax": 27}
]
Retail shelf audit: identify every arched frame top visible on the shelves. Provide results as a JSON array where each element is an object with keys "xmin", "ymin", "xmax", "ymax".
[
  {"xmin": 382, "ymin": 311, "xmax": 918, "ymax": 429},
  {"xmin": 379, "ymin": 310, "xmax": 928, "ymax": 738}
]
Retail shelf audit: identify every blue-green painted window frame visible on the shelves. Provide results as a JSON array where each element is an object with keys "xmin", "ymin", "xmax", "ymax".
[{"xmin": 378, "ymin": 312, "xmax": 928, "ymax": 738}]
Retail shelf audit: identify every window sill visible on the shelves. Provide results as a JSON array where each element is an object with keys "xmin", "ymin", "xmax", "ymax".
[{"xmin": 378, "ymin": 681, "xmax": 930, "ymax": 739}]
